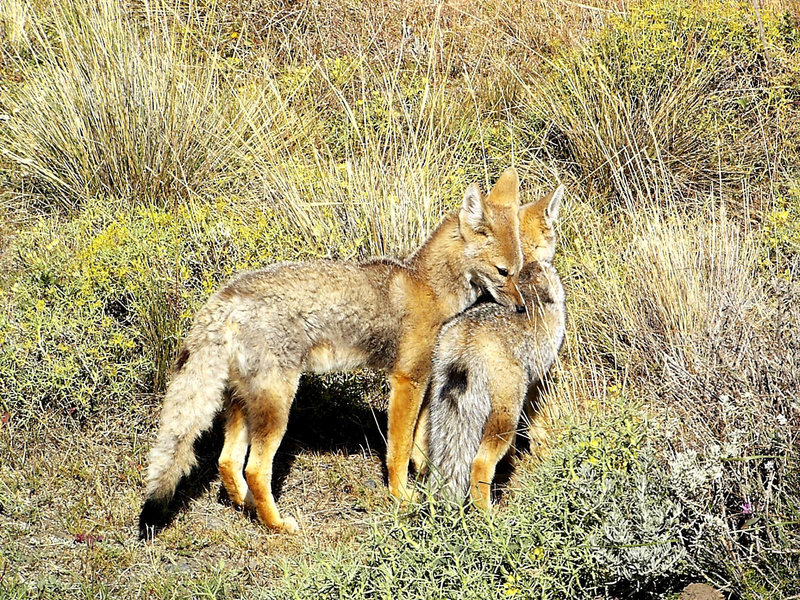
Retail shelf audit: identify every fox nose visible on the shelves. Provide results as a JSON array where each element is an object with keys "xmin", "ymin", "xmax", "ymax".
[{"xmin": 515, "ymin": 304, "xmax": 526, "ymax": 314}]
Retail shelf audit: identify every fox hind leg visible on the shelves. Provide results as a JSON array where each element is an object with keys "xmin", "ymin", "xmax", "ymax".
[
  {"xmin": 410, "ymin": 402, "xmax": 430, "ymax": 476},
  {"xmin": 218, "ymin": 396, "xmax": 252, "ymax": 508},
  {"xmin": 470, "ymin": 378, "xmax": 525, "ymax": 511},
  {"xmin": 523, "ymin": 381, "xmax": 554, "ymax": 461},
  {"xmin": 242, "ymin": 370, "xmax": 300, "ymax": 533}
]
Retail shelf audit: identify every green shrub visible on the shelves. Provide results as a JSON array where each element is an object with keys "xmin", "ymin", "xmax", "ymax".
[
  {"xmin": 270, "ymin": 398, "xmax": 724, "ymax": 599},
  {"xmin": 760, "ymin": 179, "xmax": 800, "ymax": 274},
  {"xmin": 525, "ymin": 0, "xmax": 800, "ymax": 205},
  {"xmin": 556, "ymin": 200, "xmax": 800, "ymax": 596},
  {"xmin": 270, "ymin": 387, "xmax": 799, "ymax": 599},
  {"xmin": 0, "ymin": 198, "xmax": 305, "ymax": 418}
]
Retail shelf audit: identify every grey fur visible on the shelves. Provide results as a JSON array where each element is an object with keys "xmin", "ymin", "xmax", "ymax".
[
  {"xmin": 144, "ymin": 259, "xmax": 419, "ymax": 501},
  {"xmin": 428, "ymin": 260, "xmax": 566, "ymax": 502}
]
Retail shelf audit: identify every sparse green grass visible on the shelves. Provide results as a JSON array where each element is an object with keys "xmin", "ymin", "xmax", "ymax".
[{"xmin": 1, "ymin": 0, "xmax": 799, "ymax": 598}]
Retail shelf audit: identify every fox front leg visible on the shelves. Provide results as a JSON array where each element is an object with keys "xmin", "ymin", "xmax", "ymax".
[{"xmin": 386, "ymin": 370, "xmax": 427, "ymax": 500}]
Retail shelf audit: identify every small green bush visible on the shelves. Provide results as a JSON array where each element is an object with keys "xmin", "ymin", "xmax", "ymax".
[
  {"xmin": 270, "ymin": 399, "xmax": 714, "ymax": 600},
  {"xmin": 271, "ymin": 389, "xmax": 799, "ymax": 599},
  {"xmin": 760, "ymin": 179, "xmax": 800, "ymax": 274},
  {"xmin": 0, "ymin": 198, "xmax": 305, "ymax": 418}
]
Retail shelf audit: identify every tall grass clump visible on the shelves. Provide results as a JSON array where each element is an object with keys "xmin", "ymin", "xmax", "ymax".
[
  {"xmin": 557, "ymin": 198, "xmax": 800, "ymax": 593},
  {"xmin": 524, "ymin": 0, "xmax": 800, "ymax": 206},
  {"xmin": 563, "ymin": 201, "xmax": 799, "ymax": 444},
  {"xmin": 238, "ymin": 57, "xmax": 492, "ymax": 258},
  {"xmin": 1, "ymin": 0, "xmax": 234, "ymax": 209}
]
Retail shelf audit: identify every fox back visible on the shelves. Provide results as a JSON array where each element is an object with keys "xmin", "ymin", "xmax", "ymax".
[{"xmin": 428, "ymin": 259, "xmax": 566, "ymax": 502}]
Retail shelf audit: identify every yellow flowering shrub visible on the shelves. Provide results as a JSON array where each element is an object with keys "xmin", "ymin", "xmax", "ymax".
[
  {"xmin": 528, "ymin": 0, "xmax": 800, "ymax": 204},
  {"xmin": 761, "ymin": 181, "xmax": 800, "ymax": 273},
  {"xmin": 0, "ymin": 198, "xmax": 309, "ymax": 418}
]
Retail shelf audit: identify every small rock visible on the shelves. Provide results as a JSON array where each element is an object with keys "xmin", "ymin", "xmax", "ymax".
[
  {"xmin": 679, "ymin": 583, "xmax": 723, "ymax": 600},
  {"xmin": 167, "ymin": 560, "xmax": 193, "ymax": 574}
]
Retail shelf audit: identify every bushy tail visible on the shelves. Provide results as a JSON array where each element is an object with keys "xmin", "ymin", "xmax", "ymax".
[
  {"xmin": 138, "ymin": 341, "xmax": 228, "ymax": 538},
  {"xmin": 428, "ymin": 359, "xmax": 490, "ymax": 502}
]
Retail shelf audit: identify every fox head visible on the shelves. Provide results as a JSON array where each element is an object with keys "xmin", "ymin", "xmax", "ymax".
[
  {"xmin": 518, "ymin": 260, "xmax": 556, "ymax": 306},
  {"xmin": 519, "ymin": 185, "xmax": 564, "ymax": 264},
  {"xmin": 459, "ymin": 167, "xmax": 525, "ymax": 311}
]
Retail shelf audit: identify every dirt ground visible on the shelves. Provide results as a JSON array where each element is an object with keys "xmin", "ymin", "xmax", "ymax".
[{"xmin": 0, "ymin": 373, "xmax": 396, "ymax": 595}]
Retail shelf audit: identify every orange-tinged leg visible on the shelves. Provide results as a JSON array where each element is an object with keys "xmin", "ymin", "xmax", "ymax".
[
  {"xmin": 470, "ymin": 378, "xmax": 524, "ymax": 511},
  {"xmin": 523, "ymin": 380, "xmax": 556, "ymax": 461},
  {"xmin": 410, "ymin": 402, "xmax": 430, "ymax": 476},
  {"xmin": 386, "ymin": 372, "xmax": 425, "ymax": 500},
  {"xmin": 243, "ymin": 372, "xmax": 299, "ymax": 533},
  {"xmin": 525, "ymin": 409, "xmax": 551, "ymax": 461},
  {"xmin": 470, "ymin": 433, "xmax": 515, "ymax": 511},
  {"xmin": 218, "ymin": 397, "xmax": 251, "ymax": 507}
]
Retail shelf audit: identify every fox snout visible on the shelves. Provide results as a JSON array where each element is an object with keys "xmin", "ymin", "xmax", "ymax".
[
  {"xmin": 492, "ymin": 277, "xmax": 526, "ymax": 312},
  {"xmin": 509, "ymin": 287, "xmax": 526, "ymax": 313}
]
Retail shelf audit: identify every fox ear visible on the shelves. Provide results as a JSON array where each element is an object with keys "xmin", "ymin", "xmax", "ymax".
[
  {"xmin": 529, "ymin": 184, "xmax": 564, "ymax": 225},
  {"xmin": 460, "ymin": 183, "xmax": 485, "ymax": 230},
  {"xmin": 545, "ymin": 185, "xmax": 565, "ymax": 223},
  {"xmin": 486, "ymin": 167, "xmax": 520, "ymax": 209}
]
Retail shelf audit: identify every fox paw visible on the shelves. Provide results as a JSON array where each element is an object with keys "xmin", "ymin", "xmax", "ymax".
[
  {"xmin": 278, "ymin": 516, "xmax": 299, "ymax": 534},
  {"xmin": 388, "ymin": 481, "xmax": 409, "ymax": 501}
]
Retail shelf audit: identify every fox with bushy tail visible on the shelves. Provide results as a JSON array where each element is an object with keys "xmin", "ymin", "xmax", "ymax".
[
  {"xmin": 428, "ymin": 186, "xmax": 566, "ymax": 509},
  {"xmin": 139, "ymin": 168, "xmax": 529, "ymax": 538},
  {"xmin": 138, "ymin": 294, "xmax": 238, "ymax": 534}
]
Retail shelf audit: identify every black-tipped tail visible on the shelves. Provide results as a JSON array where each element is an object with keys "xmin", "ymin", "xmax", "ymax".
[{"xmin": 138, "ymin": 497, "xmax": 171, "ymax": 540}]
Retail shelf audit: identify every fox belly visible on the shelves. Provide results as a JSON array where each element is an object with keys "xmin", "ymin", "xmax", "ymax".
[{"xmin": 303, "ymin": 340, "xmax": 371, "ymax": 373}]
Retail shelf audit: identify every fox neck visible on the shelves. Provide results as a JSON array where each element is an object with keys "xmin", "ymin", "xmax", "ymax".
[{"xmin": 407, "ymin": 212, "xmax": 479, "ymax": 315}]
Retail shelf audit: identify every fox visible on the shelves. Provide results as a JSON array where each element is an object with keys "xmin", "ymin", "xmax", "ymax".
[
  {"xmin": 138, "ymin": 167, "xmax": 526, "ymax": 537},
  {"xmin": 427, "ymin": 185, "xmax": 565, "ymax": 510},
  {"xmin": 409, "ymin": 185, "xmax": 565, "ymax": 473}
]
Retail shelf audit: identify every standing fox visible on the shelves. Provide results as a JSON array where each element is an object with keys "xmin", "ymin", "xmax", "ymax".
[
  {"xmin": 427, "ymin": 186, "xmax": 565, "ymax": 509},
  {"xmin": 139, "ymin": 168, "xmax": 526, "ymax": 537}
]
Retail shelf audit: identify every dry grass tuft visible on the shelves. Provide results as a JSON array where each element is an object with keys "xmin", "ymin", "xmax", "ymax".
[{"xmin": 1, "ymin": 0, "xmax": 235, "ymax": 208}]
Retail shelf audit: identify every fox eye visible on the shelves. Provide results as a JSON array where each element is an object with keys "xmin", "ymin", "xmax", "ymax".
[{"xmin": 496, "ymin": 266, "xmax": 508, "ymax": 277}]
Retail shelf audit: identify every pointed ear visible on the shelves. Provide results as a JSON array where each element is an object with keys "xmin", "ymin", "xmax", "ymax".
[
  {"xmin": 518, "ymin": 200, "xmax": 537, "ymax": 228},
  {"xmin": 460, "ymin": 183, "xmax": 484, "ymax": 230},
  {"xmin": 546, "ymin": 184, "xmax": 565, "ymax": 223},
  {"xmin": 531, "ymin": 184, "xmax": 564, "ymax": 224},
  {"xmin": 486, "ymin": 167, "xmax": 520, "ymax": 209}
]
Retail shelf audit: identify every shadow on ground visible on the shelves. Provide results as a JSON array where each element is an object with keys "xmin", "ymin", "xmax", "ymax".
[{"xmin": 150, "ymin": 371, "xmax": 389, "ymax": 533}]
